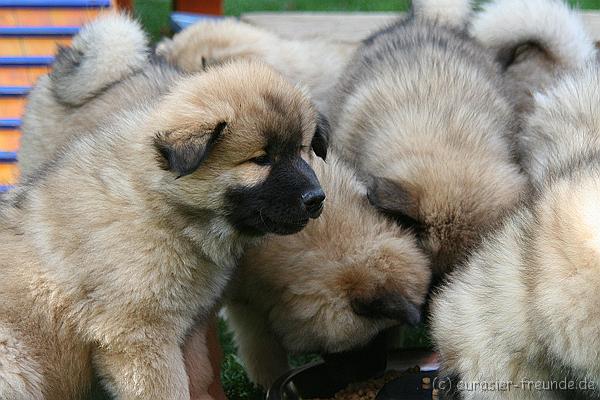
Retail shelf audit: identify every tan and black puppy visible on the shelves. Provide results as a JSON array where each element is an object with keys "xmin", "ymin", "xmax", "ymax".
[
  {"xmin": 328, "ymin": 0, "xmax": 527, "ymax": 278},
  {"xmin": 0, "ymin": 15, "xmax": 325, "ymax": 400},
  {"xmin": 225, "ymin": 154, "xmax": 431, "ymax": 387}
]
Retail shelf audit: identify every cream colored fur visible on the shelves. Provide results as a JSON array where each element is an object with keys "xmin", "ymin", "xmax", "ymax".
[
  {"xmin": 411, "ymin": 0, "xmax": 473, "ymax": 27},
  {"xmin": 156, "ymin": 19, "xmax": 354, "ymax": 114},
  {"xmin": 329, "ymin": 11, "xmax": 526, "ymax": 276},
  {"xmin": 471, "ymin": 0, "xmax": 597, "ymax": 114},
  {"xmin": 225, "ymin": 154, "xmax": 431, "ymax": 387},
  {"xmin": 431, "ymin": 61, "xmax": 600, "ymax": 400}
]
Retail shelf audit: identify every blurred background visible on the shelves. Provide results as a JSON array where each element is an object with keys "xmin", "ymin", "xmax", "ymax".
[{"xmin": 134, "ymin": 0, "xmax": 599, "ymax": 41}]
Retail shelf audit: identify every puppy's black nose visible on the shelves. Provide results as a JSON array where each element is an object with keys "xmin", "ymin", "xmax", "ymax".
[
  {"xmin": 302, "ymin": 189, "xmax": 325, "ymax": 218},
  {"xmin": 351, "ymin": 293, "xmax": 421, "ymax": 326}
]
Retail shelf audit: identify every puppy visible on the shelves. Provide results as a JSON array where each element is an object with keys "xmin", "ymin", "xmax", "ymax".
[
  {"xmin": 1, "ymin": 14, "xmax": 325, "ymax": 400},
  {"xmin": 156, "ymin": 19, "xmax": 355, "ymax": 114},
  {"xmin": 431, "ymin": 61, "xmax": 600, "ymax": 400},
  {"xmin": 470, "ymin": 0, "xmax": 598, "ymax": 115},
  {"xmin": 328, "ymin": 0, "xmax": 527, "ymax": 277},
  {"xmin": 225, "ymin": 154, "xmax": 431, "ymax": 387}
]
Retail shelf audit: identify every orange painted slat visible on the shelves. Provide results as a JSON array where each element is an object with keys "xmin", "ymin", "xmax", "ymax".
[
  {"xmin": 14, "ymin": 9, "xmax": 53, "ymax": 25},
  {"xmin": 50, "ymin": 8, "xmax": 101, "ymax": 25},
  {"xmin": 3, "ymin": 9, "xmax": 100, "ymax": 26},
  {"xmin": 0, "ymin": 38, "xmax": 70, "ymax": 56},
  {"xmin": 0, "ymin": 67, "xmax": 49, "ymax": 86},
  {"xmin": 0, "ymin": 10, "xmax": 18, "ymax": 26},
  {"xmin": 0, "ymin": 164, "xmax": 18, "ymax": 185},
  {"xmin": 0, "ymin": 98, "xmax": 27, "ymax": 117},
  {"xmin": 22, "ymin": 38, "xmax": 71, "ymax": 56},
  {"xmin": 0, "ymin": 38, "xmax": 23, "ymax": 57},
  {"xmin": 0, "ymin": 130, "xmax": 21, "ymax": 152}
]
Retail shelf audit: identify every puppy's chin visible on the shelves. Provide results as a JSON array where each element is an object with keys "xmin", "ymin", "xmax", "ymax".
[{"xmin": 237, "ymin": 216, "xmax": 310, "ymax": 236}]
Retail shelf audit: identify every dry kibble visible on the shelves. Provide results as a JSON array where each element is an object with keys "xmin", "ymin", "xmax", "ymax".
[{"xmin": 313, "ymin": 369, "xmax": 413, "ymax": 400}]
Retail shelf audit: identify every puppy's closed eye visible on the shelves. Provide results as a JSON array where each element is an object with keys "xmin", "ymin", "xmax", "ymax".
[{"xmin": 367, "ymin": 176, "xmax": 422, "ymax": 233}]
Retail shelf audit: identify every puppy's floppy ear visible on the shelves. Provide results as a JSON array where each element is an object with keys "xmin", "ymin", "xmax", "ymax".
[
  {"xmin": 367, "ymin": 177, "xmax": 421, "ymax": 230},
  {"xmin": 154, "ymin": 121, "xmax": 227, "ymax": 177},
  {"xmin": 311, "ymin": 112, "xmax": 329, "ymax": 160}
]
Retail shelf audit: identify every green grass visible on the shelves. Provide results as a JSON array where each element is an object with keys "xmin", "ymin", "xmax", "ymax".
[
  {"xmin": 134, "ymin": 0, "xmax": 172, "ymax": 42},
  {"xmin": 219, "ymin": 319, "xmax": 265, "ymax": 400},
  {"xmin": 224, "ymin": 0, "xmax": 410, "ymax": 15}
]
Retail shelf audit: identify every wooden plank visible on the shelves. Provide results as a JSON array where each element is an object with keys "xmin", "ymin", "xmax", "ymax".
[
  {"xmin": 0, "ymin": 97, "xmax": 26, "ymax": 116},
  {"xmin": 20, "ymin": 37, "xmax": 70, "ymax": 55},
  {"xmin": 0, "ymin": 129, "xmax": 20, "ymax": 152},
  {"xmin": 0, "ymin": 0, "xmax": 110, "ymax": 7},
  {"xmin": 0, "ymin": 66, "xmax": 47, "ymax": 85},
  {"xmin": 0, "ymin": 37, "xmax": 70, "ymax": 56},
  {"xmin": 2, "ymin": 8, "xmax": 100, "ymax": 26},
  {"xmin": 242, "ymin": 11, "xmax": 600, "ymax": 43},
  {"xmin": 0, "ymin": 163, "xmax": 18, "ymax": 185}
]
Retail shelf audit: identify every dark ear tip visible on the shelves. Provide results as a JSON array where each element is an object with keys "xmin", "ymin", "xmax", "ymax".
[
  {"xmin": 311, "ymin": 112, "xmax": 330, "ymax": 160},
  {"xmin": 153, "ymin": 121, "xmax": 227, "ymax": 177}
]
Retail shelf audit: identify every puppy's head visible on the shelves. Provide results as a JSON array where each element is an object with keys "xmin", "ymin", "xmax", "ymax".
[
  {"xmin": 156, "ymin": 19, "xmax": 273, "ymax": 73},
  {"xmin": 367, "ymin": 151, "xmax": 525, "ymax": 278},
  {"xmin": 239, "ymin": 155, "xmax": 430, "ymax": 354},
  {"xmin": 149, "ymin": 60, "xmax": 328, "ymax": 236}
]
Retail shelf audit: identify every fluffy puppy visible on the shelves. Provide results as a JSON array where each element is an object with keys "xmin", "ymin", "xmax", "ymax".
[
  {"xmin": 0, "ymin": 15, "xmax": 326, "ymax": 400},
  {"xmin": 431, "ymin": 61, "xmax": 600, "ymax": 400},
  {"xmin": 470, "ymin": 0, "xmax": 598, "ymax": 115},
  {"xmin": 156, "ymin": 19, "xmax": 355, "ymax": 113},
  {"xmin": 225, "ymin": 154, "xmax": 431, "ymax": 387},
  {"xmin": 328, "ymin": 0, "xmax": 527, "ymax": 277}
]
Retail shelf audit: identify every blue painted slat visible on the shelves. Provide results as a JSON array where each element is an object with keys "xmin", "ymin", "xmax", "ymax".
[
  {"xmin": 0, "ymin": 152, "xmax": 17, "ymax": 162},
  {"xmin": 0, "ymin": 26, "xmax": 79, "ymax": 36},
  {"xmin": 0, "ymin": 0, "xmax": 110, "ymax": 7},
  {"xmin": 0, "ymin": 86, "xmax": 30, "ymax": 96},
  {"xmin": 0, "ymin": 185, "xmax": 12, "ymax": 193},
  {"xmin": 0, "ymin": 56, "xmax": 53, "ymax": 66},
  {"xmin": 171, "ymin": 12, "xmax": 224, "ymax": 33},
  {"xmin": 0, "ymin": 119, "xmax": 20, "ymax": 129}
]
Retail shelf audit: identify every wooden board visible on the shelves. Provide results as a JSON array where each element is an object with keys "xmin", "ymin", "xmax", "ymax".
[
  {"xmin": 0, "ymin": 37, "xmax": 70, "ymax": 56},
  {"xmin": 0, "ymin": 129, "xmax": 20, "ymax": 152},
  {"xmin": 242, "ymin": 11, "xmax": 600, "ymax": 43},
  {"xmin": 0, "ymin": 97, "xmax": 26, "ymax": 116},
  {"xmin": 0, "ymin": 8, "xmax": 102, "ymax": 26},
  {"xmin": 0, "ymin": 163, "xmax": 18, "ymax": 185}
]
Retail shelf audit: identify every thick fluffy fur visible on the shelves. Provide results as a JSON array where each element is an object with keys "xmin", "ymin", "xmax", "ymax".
[
  {"xmin": 431, "ymin": 61, "xmax": 600, "ymax": 400},
  {"xmin": 471, "ymin": 0, "xmax": 597, "ymax": 114},
  {"xmin": 225, "ymin": 154, "xmax": 431, "ymax": 387},
  {"xmin": 18, "ymin": 14, "xmax": 179, "ymax": 179},
  {"xmin": 2, "ymin": 15, "xmax": 325, "ymax": 400},
  {"xmin": 410, "ymin": 0, "xmax": 473, "ymax": 27},
  {"xmin": 156, "ymin": 19, "xmax": 354, "ymax": 113},
  {"xmin": 328, "ymin": 6, "xmax": 526, "ymax": 277}
]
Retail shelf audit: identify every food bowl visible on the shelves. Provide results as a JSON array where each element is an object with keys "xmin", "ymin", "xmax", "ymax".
[{"xmin": 267, "ymin": 347, "xmax": 439, "ymax": 400}]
